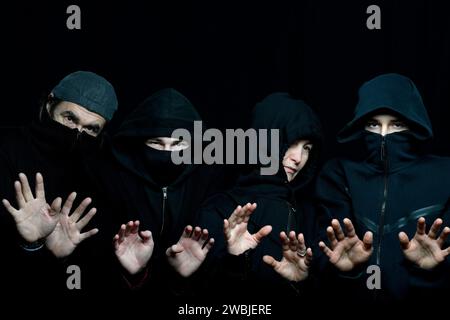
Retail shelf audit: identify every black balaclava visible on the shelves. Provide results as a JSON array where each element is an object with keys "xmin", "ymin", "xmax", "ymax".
[{"xmin": 112, "ymin": 88, "xmax": 201, "ymax": 188}]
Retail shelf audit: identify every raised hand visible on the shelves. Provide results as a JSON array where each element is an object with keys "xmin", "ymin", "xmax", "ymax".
[
  {"xmin": 399, "ymin": 217, "xmax": 450, "ymax": 270},
  {"xmin": 45, "ymin": 192, "xmax": 99, "ymax": 258},
  {"xmin": 224, "ymin": 203, "xmax": 272, "ymax": 256},
  {"xmin": 319, "ymin": 218, "xmax": 373, "ymax": 272},
  {"xmin": 263, "ymin": 231, "xmax": 313, "ymax": 282},
  {"xmin": 114, "ymin": 221, "xmax": 154, "ymax": 275},
  {"xmin": 166, "ymin": 225, "xmax": 214, "ymax": 277},
  {"xmin": 2, "ymin": 173, "xmax": 60, "ymax": 243}
]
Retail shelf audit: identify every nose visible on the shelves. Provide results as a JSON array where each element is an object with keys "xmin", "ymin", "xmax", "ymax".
[
  {"xmin": 290, "ymin": 149, "xmax": 303, "ymax": 165},
  {"xmin": 76, "ymin": 125, "xmax": 84, "ymax": 133},
  {"xmin": 381, "ymin": 124, "xmax": 388, "ymax": 136}
]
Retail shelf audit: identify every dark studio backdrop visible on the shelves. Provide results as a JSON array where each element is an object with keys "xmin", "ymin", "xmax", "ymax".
[{"xmin": 1, "ymin": 0, "xmax": 449, "ymax": 161}]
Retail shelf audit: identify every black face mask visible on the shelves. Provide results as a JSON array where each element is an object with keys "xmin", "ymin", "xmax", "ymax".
[{"xmin": 141, "ymin": 147, "xmax": 187, "ymax": 187}]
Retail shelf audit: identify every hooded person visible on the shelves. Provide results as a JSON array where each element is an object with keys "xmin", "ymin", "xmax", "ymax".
[
  {"xmin": 315, "ymin": 73, "xmax": 450, "ymax": 304},
  {"xmin": 0, "ymin": 71, "xmax": 118, "ymax": 295},
  {"xmin": 195, "ymin": 92, "xmax": 323, "ymax": 301},
  {"xmin": 84, "ymin": 88, "xmax": 229, "ymax": 296}
]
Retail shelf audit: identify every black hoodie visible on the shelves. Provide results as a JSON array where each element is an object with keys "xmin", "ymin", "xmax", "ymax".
[
  {"xmin": 196, "ymin": 93, "xmax": 323, "ymax": 301},
  {"xmin": 0, "ymin": 111, "xmax": 99, "ymax": 295},
  {"xmin": 316, "ymin": 73, "xmax": 450, "ymax": 304},
  {"xmin": 86, "ymin": 88, "xmax": 229, "ymax": 294}
]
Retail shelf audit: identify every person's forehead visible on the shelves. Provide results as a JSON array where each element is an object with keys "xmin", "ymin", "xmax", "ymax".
[
  {"xmin": 57, "ymin": 101, "xmax": 106, "ymax": 123},
  {"xmin": 372, "ymin": 114, "xmax": 400, "ymax": 121}
]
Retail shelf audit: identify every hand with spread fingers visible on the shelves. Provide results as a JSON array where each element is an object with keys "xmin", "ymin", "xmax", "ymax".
[
  {"xmin": 166, "ymin": 225, "xmax": 214, "ymax": 277},
  {"xmin": 224, "ymin": 203, "xmax": 272, "ymax": 256},
  {"xmin": 263, "ymin": 231, "xmax": 313, "ymax": 282},
  {"xmin": 2, "ymin": 173, "xmax": 61, "ymax": 243},
  {"xmin": 113, "ymin": 220, "xmax": 154, "ymax": 275},
  {"xmin": 319, "ymin": 218, "xmax": 373, "ymax": 272},
  {"xmin": 45, "ymin": 192, "xmax": 99, "ymax": 258},
  {"xmin": 399, "ymin": 217, "xmax": 450, "ymax": 270}
]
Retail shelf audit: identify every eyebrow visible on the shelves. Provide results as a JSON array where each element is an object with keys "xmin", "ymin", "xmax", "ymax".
[{"xmin": 61, "ymin": 111, "xmax": 80, "ymax": 123}]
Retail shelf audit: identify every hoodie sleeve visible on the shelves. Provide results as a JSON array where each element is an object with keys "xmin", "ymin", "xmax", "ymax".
[{"xmin": 314, "ymin": 159, "xmax": 369, "ymax": 289}]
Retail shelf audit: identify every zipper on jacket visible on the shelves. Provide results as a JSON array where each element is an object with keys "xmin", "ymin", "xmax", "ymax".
[
  {"xmin": 286, "ymin": 202, "xmax": 296, "ymax": 232},
  {"xmin": 160, "ymin": 187, "xmax": 168, "ymax": 234},
  {"xmin": 376, "ymin": 136, "xmax": 388, "ymax": 265}
]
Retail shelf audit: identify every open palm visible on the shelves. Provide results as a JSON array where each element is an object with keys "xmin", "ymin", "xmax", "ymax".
[
  {"xmin": 319, "ymin": 218, "xmax": 373, "ymax": 272},
  {"xmin": 2, "ymin": 173, "xmax": 60, "ymax": 243},
  {"xmin": 167, "ymin": 225, "xmax": 214, "ymax": 277},
  {"xmin": 224, "ymin": 203, "xmax": 272, "ymax": 256},
  {"xmin": 399, "ymin": 217, "xmax": 450, "ymax": 270},
  {"xmin": 114, "ymin": 221, "xmax": 154, "ymax": 275},
  {"xmin": 46, "ymin": 193, "xmax": 99, "ymax": 258},
  {"xmin": 264, "ymin": 231, "xmax": 313, "ymax": 282}
]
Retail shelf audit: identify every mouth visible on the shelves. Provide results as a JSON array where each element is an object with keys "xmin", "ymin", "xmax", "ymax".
[{"xmin": 284, "ymin": 166, "xmax": 297, "ymax": 174}]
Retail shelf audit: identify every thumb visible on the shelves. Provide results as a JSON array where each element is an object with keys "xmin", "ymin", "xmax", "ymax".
[
  {"xmin": 363, "ymin": 231, "xmax": 373, "ymax": 251},
  {"xmin": 166, "ymin": 244, "xmax": 183, "ymax": 257},
  {"xmin": 398, "ymin": 232, "xmax": 410, "ymax": 250},
  {"xmin": 50, "ymin": 197, "xmax": 62, "ymax": 214},
  {"xmin": 263, "ymin": 255, "xmax": 278, "ymax": 269},
  {"xmin": 254, "ymin": 225, "xmax": 272, "ymax": 242}
]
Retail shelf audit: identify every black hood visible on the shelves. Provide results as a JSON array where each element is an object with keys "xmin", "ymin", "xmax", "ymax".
[
  {"xmin": 338, "ymin": 73, "xmax": 433, "ymax": 143},
  {"xmin": 112, "ymin": 88, "xmax": 201, "ymax": 187},
  {"xmin": 236, "ymin": 92, "xmax": 323, "ymax": 194}
]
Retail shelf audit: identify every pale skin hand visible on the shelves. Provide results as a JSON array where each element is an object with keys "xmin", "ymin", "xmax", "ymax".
[
  {"xmin": 399, "ymin": 217, "xmax": 450, "ymax": 270},
  {"xmin": 224, "ymin": 203, "xmax": 272, "ymax": 256},
  {"xmin": 45, "ymin": 192, "xmax": 99, "ymax": 258},
  {"xmin": 166, "ymin": 225, "xmax": 215, "ymax": 277},
  {"xmin": 263, "ymin": 231, "xmax": 313, "ymax": 282},
  {"xmin": 114, "ymin": 220, "xmax": 154, "ymax": 275},
  {"xmin": 319, "ymin": 218, "xmax": 373, "ymax": 272},
  {"xmin": 2, "ymin": 173, "xmax": 61, "ymax": 243}
]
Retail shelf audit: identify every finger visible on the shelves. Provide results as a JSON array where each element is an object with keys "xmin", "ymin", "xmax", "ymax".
[
  {"xmin": 280, "ymin": 231, "xmax": 291, "ymax": 252},
  {"xmin": 428, "ymin": 218, "xmax": 443, "ymax": 240},
  {"xmin": 254, "ymin": 225, "xmax": 272, "ymax": 242},
  {"xmin": 228, "ymin": 206, "xmax": 241, "ymax": 227},
  {"xmin": 80, "ymin": 228, "xmax": 99, "ymax": 242},
  {"xmin": 130, "ymin": 220, "xmax": 140, "ymax": 235},
  {"xmin": 140, "ymin": 231, "xmax": 153, "ymax": 244},
  {"xmin": 71, "ymin": 197, "xmax": 92, "ymax": 222},
  {"xmin": 398, "ymin": 231, "xmax": 410, "ymax": 250},
  {"xmin": 363, "ymin": 231, "xmax": 373, "ymax": 251},
  {"xmin": 242, "ymin": 203, "xmax": 257, "ymax": 223},
  {"xmin": 326, "ymin": 226, "xmax": 338, "ymax": 249},
  {"xmin": 35, "ymin": 173, "xmax": 45, "ymax": 200},
  {"xmin": 192, "ymin": 226, "xmax": 202, "ymax": 241},
  {"xmin": 416, "ymin": 217, "xmax": 426, "ymax": 235},
  {"xmin": 125, "ymin": 221, "xmax": 133, "ymax": 237},
  {"xmin": 199, "ymin": 229, "xmax": 209, "ymax": 246},
  {"xmin": 203, "ymin": 238, "xmax": 214, "ymax": 252},
  {"xmin": 304, "ymin": 248, "xmax": 313, "ymax": 267},
  {"xmin": 263, "ymin": 255, "xmax": 279, "ymax": 269},
  {"xmin": 331, "ymin": 219, "xmax": 345, "ymax": 241},
  {"xmin": 223, "ymin": 219, "xmax": 231, "ymax": 239},
  {"xmin": 76, "ymin": 208, "xmax": 97, "ymax": 230},
  {"xmin": 18, "ymin": 173, "xmax": 33, "ymax": 201},
  {"xmin": 343, "ymin": 218, "xmax": 356, "ymax": 237},
  {"xmin": 298, "ymin": 233, "xmax": 306, "ymax": 251},
  {"xmin": 113, "ymin": 234, "xmax": 120, "ymax": 250},
  {"xmin": 62, "ymin": 192, "xmax": 77, "ymax": 216},
  {"xmin": 437, "ymin": 227, "xmax": 450, "ymax": 248},
  {"xmin": 183, "ymin": 225, "xmax": 193, "ymax": 238},
  {"xmin": 2, "ymin": 198, "xmax": 18, "ymax": 216},
  {"xmin": 14, "ymin": 181, "xmax": 26, "ymax": 207},
  {"xmin": 166, "ymin": 244, "xmax": 183, "ymax": 256},
  {"xmin": 118, "ymin": 224, "xmax": 126, "ymax": 242},
  {"xmin": 288, "ymin": 231, "xmax": 298, "ymax": 252},
  {"xmin": 319, "ymin": 241, "xmax": 333, "ymax": 260},
  {"xmin": 50, "ymin": 197, "xmax": 62, "ymax": 214}
]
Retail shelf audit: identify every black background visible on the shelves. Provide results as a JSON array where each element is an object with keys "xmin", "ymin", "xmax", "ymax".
[{"xmin": 1, "ymin": 0, "xmax": 449, "ymax": 160}]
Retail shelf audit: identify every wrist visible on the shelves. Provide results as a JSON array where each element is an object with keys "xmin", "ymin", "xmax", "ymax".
[{"xmin": 20, "ymin": 238, "xmax": 46, "ymax": 252}]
